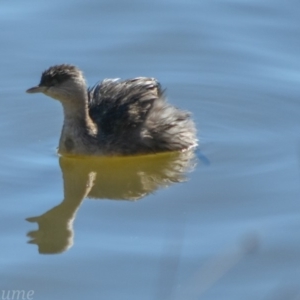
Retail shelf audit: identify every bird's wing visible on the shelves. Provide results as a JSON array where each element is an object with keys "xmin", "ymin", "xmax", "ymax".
[{"xmin": 88, "ymin": 77, "xmax": 163, "ymax": 135}]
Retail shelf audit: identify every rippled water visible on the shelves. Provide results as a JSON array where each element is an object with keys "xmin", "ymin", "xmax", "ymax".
[{"xmin": 1, "ymin": 0, "xmax": 300, "ymax": 299}]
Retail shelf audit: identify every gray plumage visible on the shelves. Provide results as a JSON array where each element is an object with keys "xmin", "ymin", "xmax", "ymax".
[{"xmin": 26, "ymin": 64, "xmax": 198, "ymax": 156}]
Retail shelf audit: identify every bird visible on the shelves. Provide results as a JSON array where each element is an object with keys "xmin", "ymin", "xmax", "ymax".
[{"xmin": 26, "ymin": 64, "xmax": 198, "ymax": 156}]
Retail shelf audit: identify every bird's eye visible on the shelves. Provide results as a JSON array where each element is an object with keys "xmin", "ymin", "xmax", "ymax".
[{"xmin": 51, "ymin": 78, "xmax": 59, "ymax": 86}]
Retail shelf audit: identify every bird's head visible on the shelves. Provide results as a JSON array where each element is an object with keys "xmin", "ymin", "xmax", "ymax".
[{"xmin": 26, "ymin": 64, "xmax": 87, "ymax": 102}]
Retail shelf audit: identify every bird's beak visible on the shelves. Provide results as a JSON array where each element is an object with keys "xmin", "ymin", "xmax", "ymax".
[{"xmin": 26, "ymin": 85, "xmax": 47, "ymax": 94}]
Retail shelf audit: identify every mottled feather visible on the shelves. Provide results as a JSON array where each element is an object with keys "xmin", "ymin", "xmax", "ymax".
[{"xmin": 88, "ymin": 77, "xmax": 162, "ymax": 135}]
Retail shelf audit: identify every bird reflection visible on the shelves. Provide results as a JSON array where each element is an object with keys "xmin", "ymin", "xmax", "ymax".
[{"xmin": 26, "ymin": 150, "xmax": 196, "ymax": 254}]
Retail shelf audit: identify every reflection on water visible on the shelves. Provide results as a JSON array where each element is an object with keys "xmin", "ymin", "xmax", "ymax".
[{"xmin": 26, "ymin": 150, "xmax": 196, "ymax": 254}]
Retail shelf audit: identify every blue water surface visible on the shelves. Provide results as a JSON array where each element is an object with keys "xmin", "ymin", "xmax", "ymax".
[{"xmin": 1, "ymin": 0, "xmax": 300, "ymax": 299}]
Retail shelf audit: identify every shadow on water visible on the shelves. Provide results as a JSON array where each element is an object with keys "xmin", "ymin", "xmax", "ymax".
[{"xmin": 26, "ymin": 150, "xmax": 197, "ymax": 254}]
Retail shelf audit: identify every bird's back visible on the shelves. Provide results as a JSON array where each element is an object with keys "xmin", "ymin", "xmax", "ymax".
[
  {"xmin": 88, "ymin": 77, "xmax": 197, "ymax": 154},
  {"xmin": 88, "ymin": 77, "xmax": 161, "ymax": 134}
]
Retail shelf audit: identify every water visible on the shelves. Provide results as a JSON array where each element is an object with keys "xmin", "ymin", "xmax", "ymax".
[{"xmin": 1, "ymin": 0, "xmax": 300, "ymax": 299}]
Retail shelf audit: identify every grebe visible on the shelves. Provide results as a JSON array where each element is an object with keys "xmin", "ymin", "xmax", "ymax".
[{"xmin": 26, "ymin": 64, "xmax": 197, "ymax": 156}]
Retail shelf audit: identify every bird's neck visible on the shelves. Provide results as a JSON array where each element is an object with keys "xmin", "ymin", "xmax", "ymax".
[{"xmin": 59, "ymin": 92, "xmax": 98, "ymax": 155}]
